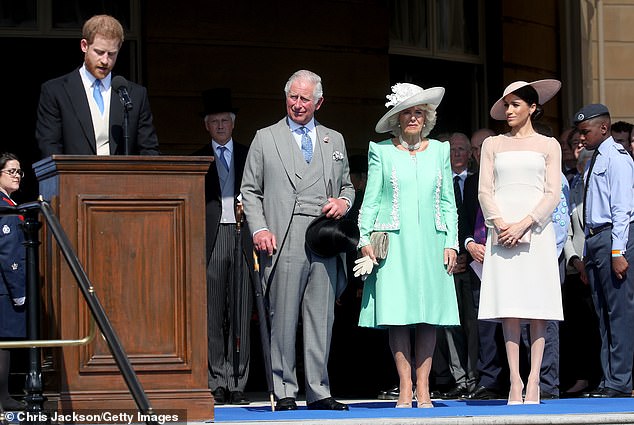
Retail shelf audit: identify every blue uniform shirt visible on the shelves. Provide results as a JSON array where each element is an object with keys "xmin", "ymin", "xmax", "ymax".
[
  {"xmin": 584, "ymin": 136, "xmax": 634, "ymax": 251},
  {"xmin": 552, "ymin": 173, "xmax": 571, "ymax": 256}
]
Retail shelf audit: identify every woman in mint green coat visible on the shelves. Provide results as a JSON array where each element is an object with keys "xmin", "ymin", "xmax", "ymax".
[{"xmin": 356, "ymin": 83, "xmax": 460, "ymax": 408}]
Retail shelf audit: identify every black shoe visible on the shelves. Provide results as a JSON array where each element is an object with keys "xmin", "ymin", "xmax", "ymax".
[
  {"xmin": 212, "ymin": 387, "xmax": 228, "ymax": 405},
  {"xmin": 377, "ymin": 384, "xmax": 399, "ymax": 400},
  {"xmin": 561, "ymin": 389, "xmax": 585, "ymax": 398},
  {"xmin": 439, "ymin": 384, "xmax": 469, "ymax": 399},
  {"xmin": 540, "ymin": 391, "xmax": 559, "ymax": 399},
  {"xmin": 0, "ymin": 397, "xmax": 26, "ymax": 411},
  {"xmin": 276, "ymin": 397, "xmax": 298, "ymax": 411},
  {"xmin": 307, "ymin": 397, "xmax": 349, "ymax": 411},
  {"xmin": 461, "ymin": 385, "xmax": 502, "ymax": 400},
  {"xmin": 229, "ymin": 390, "xmax": 250, "ymax": 405},
  {"xmin": 582, "ymin": 388, "xmax": 631, "ymax": 398}
]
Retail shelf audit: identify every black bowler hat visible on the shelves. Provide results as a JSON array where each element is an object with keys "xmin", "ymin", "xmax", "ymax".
[
  {"xmin": 305, "ymin": 214, "xmax": 360, "ymax": 258},
  {"xmin": 573, "ymin": 103, "xmax": 610, "ymax": 125},
  {"xmin": 200, "ymin": 88, "xmax": 239, "ymax": 117}
]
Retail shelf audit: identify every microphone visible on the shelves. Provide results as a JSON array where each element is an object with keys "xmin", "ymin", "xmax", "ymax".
[{"xmin": 112, "ymin": 76, "xmax": 133, "ymax": 111}]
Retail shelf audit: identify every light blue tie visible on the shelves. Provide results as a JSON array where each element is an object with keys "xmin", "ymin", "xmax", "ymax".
[
  {"xmin": 298, "ymin": 126, "xmax": 312, "ymax": 163},
  {"xmin": 216, "ymin": 146, "xmax": 229, "ymax": 170},
  {"xmin": 93, "ymin": 79, "xmax": 104, "ymax": 114}
]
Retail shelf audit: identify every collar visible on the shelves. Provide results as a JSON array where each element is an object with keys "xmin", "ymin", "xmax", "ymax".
[
  {"xmin": 287, "ymin": 117, "xmax": 316, "ymax": 134},
  {"xmin": 452, "ymin": 169, "xmax": 468, "ymax": 180},
  {"xmin": 79, "ymin": 64, "xmax": 112, "ymax": 90},
  {"xmin": 212, "ymin": 139, "xmax": 234, "ymax": 153}
]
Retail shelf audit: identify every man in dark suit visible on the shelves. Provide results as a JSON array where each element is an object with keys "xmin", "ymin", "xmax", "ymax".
[
  {"xmin": 462, "ymin": 128, "xmax": 506, "ymax": 401},
  {"xmin": 437, "ymin": 132, "xmax": 479, "ymax": 398},
  {"xmin": 35, "ymin": 14, "xmax": 159, "ymax": 157},
  {"xmin": 193, "ymin": 88, "xmax": 254, "ymax": 406}
]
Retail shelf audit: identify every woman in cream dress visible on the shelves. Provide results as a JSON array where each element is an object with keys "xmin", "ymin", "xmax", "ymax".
[{"xmin": 478, "ymin": 80, "xmax": 564, "ymax": 405}]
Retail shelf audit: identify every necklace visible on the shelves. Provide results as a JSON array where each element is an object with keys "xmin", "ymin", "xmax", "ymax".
[{"xmin": 399, "ymin": 136, "xmax": 421, "ymax": 151}]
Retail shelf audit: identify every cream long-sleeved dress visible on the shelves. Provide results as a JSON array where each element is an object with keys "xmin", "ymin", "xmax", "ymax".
[{"xmin": 477, "ymin": 133, "xmax": 564, "ymax": 321}]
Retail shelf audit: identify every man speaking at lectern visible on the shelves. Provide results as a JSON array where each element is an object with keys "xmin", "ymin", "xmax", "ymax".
[{"xmin": 35, "ymin": 14, "xmax": 159, "ymax": 157}]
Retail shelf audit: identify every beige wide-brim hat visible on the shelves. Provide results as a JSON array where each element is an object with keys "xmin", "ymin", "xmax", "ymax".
[
  {"xmin": 489, "ymin": 79, "xmax": 561, "ymax": 121},
  {"xmin": 375, "ymin": 83, "xmax": 445, "ymax": 133}
]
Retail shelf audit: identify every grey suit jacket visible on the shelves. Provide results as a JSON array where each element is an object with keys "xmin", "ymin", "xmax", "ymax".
[
  {"xmin": 240, "ymin": 117, "xmax": 355, "ymax": 294},
  {"xmin": 563, "ymin": 177, "xmax": 585, "ymax": 273}
]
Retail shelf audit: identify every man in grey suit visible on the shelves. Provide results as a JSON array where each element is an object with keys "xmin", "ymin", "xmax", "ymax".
[{"xmin": 241, "ymin": 70, "xmax": 354, "ymax": 411}]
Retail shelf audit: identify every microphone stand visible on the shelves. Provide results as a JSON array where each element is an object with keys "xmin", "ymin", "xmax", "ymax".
[{"xmin": 123, "ymin": 103, "xmax": 132, "ymax": 156}]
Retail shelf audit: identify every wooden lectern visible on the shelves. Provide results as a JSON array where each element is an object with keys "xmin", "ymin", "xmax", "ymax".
[{"xmin": 33, "ymin": 155, "xmax": 214, "ymax": 420}]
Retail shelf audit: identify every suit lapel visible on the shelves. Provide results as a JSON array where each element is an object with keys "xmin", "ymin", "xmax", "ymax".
[
  {"xmin": 316, "ymin": 123, "xmax": 333, "ymax": 194},
  {"xmin": 272, "ymin": 118, "xmax": 297, "ymax": 189},
  {"xmin": 64, "ymin": 70, "xmax": 97, "ymax": 154}
]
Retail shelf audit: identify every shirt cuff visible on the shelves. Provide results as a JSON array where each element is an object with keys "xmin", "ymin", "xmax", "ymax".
[
  {"xmin": 339, "ymin": 197, "xmax": 352, "ymax": 214},
  {"xmin": 253, "ymin": 227, "xmax": 269, "ymax": 237}
]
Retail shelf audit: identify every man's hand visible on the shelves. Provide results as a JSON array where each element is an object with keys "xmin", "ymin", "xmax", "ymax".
[
  {"xmin": 613, "ymin": 255, "xmax": 629, "ymax": 280},
  {"xmin": 453, "ymin": 253, "xmax": 468, "ymax": 274},
  {"xmin": 253, "ymin": 230, "xmax": 277, "ymax": 256},
  {"xmin": 322, "ymin": 197, "xmax": 348, "ymax": 219},
  {"xmin": 572, "ymin": 257, "xmax": 589, "ymax": 285},
  {"xmin": 466, "ymin": 241, "xmax": 485, "ymax": 263}
]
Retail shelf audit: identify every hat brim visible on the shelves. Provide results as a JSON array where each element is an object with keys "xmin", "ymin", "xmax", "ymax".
[
  {"xmin": 375, "ymin": 87, "xmax": 445, "ymax": 133},
  {"xmin": 305, "ymin": 215, "xmax": 360, "ymax": 257},
  {"xmin": 490, "ymin": 79, "xmax": 561, "ymax": 121},
  {"xmin": 200, "ymin": 108, "xmax": 239, "ymax": 117}
]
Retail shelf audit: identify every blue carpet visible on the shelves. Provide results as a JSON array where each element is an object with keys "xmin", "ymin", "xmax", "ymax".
[{"xmin": 214, "ymin": 398, "xmax": 634, "ymax": 422}]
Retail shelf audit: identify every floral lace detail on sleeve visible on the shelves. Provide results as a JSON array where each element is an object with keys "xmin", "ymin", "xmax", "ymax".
[{"xmin": 435, "ymin": 169, "xmax": 448, "ymax": 232}]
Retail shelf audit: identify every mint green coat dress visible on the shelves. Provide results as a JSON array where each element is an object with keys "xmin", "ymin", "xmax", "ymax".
[{"xmin": 358, "ymin": 139, "xmax": 460, "ymax": 328}]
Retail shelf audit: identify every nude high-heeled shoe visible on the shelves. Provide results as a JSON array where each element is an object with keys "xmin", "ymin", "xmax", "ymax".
[
  {"xmin": 507, "ymin": 381, "xmax": 524, "ymax": 405},
  {"xmin": 395, "ymin": 402, "xmax": 412, "ymax": 408},
  {"xmin": 524, "ymin": 382, "xmax": 541, "ymax": 405}
]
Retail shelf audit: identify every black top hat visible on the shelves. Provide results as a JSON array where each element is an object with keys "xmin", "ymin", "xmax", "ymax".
[
  {"xmin": 201, "ymin": 88, "xmax": 239, "ymax": 117},
  {"xmin": 305, "ymin": 214, "xmax": 360, "ymax": 258}
]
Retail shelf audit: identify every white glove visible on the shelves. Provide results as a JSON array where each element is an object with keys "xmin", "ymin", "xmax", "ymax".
[
  {"xmin": 13, "ymin": 297, "xmax": 25, "ymax": 306},
  {"xmin": 353, "ymin": 255, "xmax": 377, "ymax": 281}
]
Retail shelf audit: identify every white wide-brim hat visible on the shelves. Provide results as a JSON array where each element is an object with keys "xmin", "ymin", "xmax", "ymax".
[
  {"xmin": 375, "ymin": 83, "xmax": 445, "ymax": 133},
  {"xmin": 490, "ymin": 79, "xmax": 561, "ymax": 121}
]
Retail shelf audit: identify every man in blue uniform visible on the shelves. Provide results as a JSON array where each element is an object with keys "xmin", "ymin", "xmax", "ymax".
[{"xmin": 575, "ymin": 104, "xmax": 634, "ymax": 398}]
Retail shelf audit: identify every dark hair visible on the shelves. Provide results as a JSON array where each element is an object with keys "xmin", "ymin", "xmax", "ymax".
[
  {"xmin": 0, "ymin": 152, "xmax": 19, "ymax": 170},
  {"xmin": 612, "ymin": 121, "xmax": 633, "ymax": 134},
  {"xmin": 512, "ymin": 85, "xmax": 544, "ymax": 121}
]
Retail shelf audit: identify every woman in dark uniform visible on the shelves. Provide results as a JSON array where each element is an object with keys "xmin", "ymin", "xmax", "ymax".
[{"xmin": 0, "ymin": 152, "xmax": 26, "ymax": 411}]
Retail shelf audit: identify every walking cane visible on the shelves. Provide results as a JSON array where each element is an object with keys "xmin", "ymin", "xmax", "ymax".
[
  {"xmin": 232, "ymin": 202, "xmax": 245, "ymax": 389},
  {"xmin": 252, "ymin": 251, "xmax": 275, "ymax": 411}
]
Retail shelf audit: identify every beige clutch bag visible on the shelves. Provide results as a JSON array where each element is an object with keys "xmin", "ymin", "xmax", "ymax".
[{"xmin": 370, "ymin": 232, "xmax": 389, "ymax": 260}]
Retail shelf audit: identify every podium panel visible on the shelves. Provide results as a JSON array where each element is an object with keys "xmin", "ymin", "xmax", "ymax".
[{"xmin": 34, "ymin": 155, "xmax": 213, "ymax": 420}]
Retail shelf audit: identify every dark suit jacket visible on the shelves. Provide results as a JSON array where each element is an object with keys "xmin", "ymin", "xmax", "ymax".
[
  {"xmin": 35, "ymin": 69, "xmax": 160, "ymax": 157},
  {"xmin": 460, "ymin": 173, "xmax": 480, "ymax": 260},
  {"xmin": 193, "ymin": 142, "xmax": 255, "ymax": 271}
]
